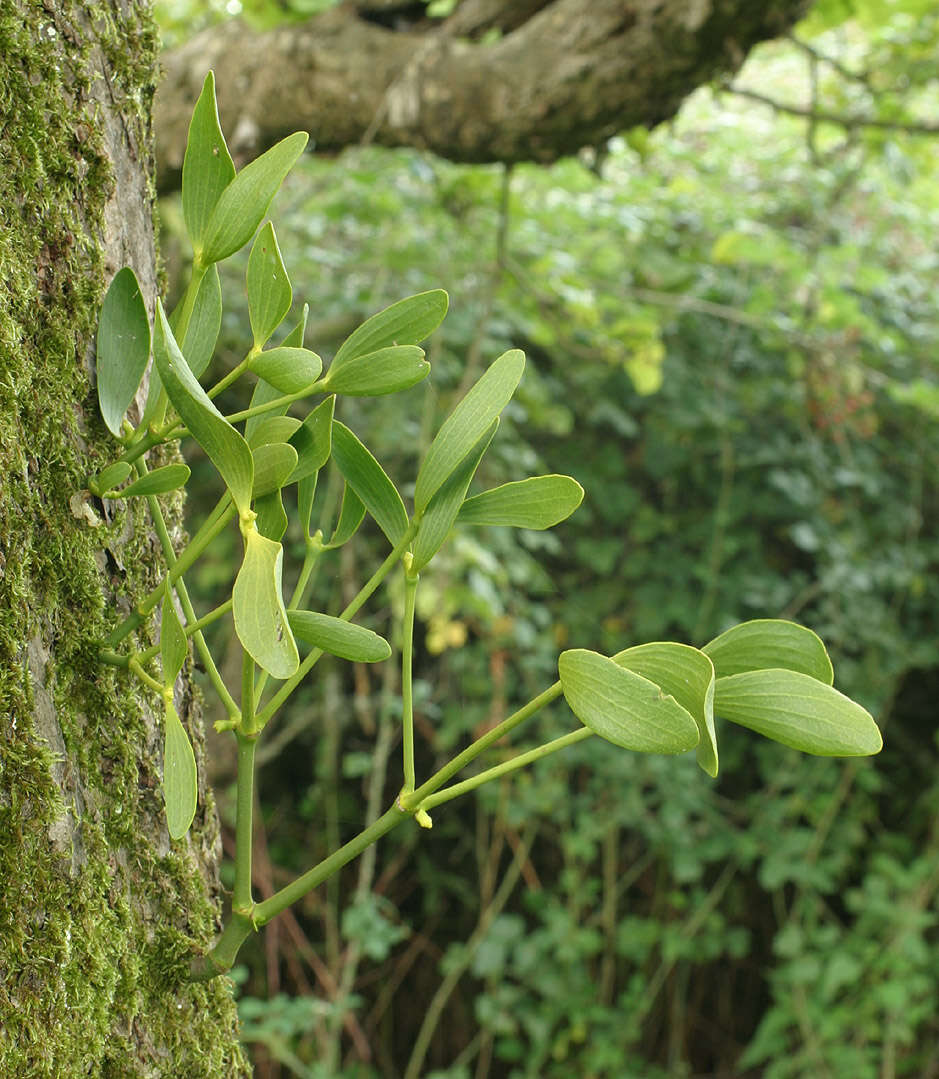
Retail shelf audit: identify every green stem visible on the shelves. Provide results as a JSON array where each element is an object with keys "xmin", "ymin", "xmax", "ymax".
[
  {"xmin": 419, "ymin": 728, "xmax": 592, "ymax": 813},
  {"xmin": 105, "ymin": 494, "xmax": 235, "ymax": 647},
  {"xmin": 254, "ymin": 521, "xmax": 418, "ymax": 729},
  {"xmin": 253, "ymin": 804, "xmax": 407, "ymax": 926},
  {"xmin": 207, "ymin": 350, "xmax": 256, "ymax": 401},
  {"xmin": 401, "ymin": 558, "xmax": 419, "ymax": 793},
  {"xmin": 224, "ymin": 379, "xmax": 326, "ymax": 426},
  {"xmin": 232, "ymin": 733, "xmax": 257, "ymax": 913},
  {"xmin": 241, "ymin": 651, "xmax": 257, "ymax": 736},
  {"xmin": 189, "ymin": 911, "xmax": 255, "ymax": 982},
  {"xmin": 399, "ymin": 681, "xmax": 564, "ymax": 812},
  {"xmin": 128, "ymin": 656, "xmax": 166, "ymax": 695},
  {"xmin": 134, "ymin": 598, "xmax": 233, "ymax": 667},
  {"xmin": 135, "ymin": 465, "xmax": 239, "ymax": 719}
]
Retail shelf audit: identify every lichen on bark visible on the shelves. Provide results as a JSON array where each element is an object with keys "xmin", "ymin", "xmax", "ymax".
[{"xmin": 0, "ymin": 3, "xmax": 248, "ymax": 1074}]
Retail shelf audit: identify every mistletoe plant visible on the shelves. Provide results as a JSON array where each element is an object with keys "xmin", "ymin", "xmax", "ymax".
[{"xmin": 93, "ymin": 73, "xmax": 883, "ymax": 982}]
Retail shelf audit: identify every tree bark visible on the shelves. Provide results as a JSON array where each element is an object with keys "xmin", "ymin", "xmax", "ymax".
[
  {"xmin": 155, "ymin": 0, "xmax": 811, "ymax": 188},
  {"xmin": 0, "ymin": 2, "xmax": 248, "ymax": 1074}
]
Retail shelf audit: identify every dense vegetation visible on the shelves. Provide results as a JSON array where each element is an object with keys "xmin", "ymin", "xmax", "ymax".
[{"xmin": 156, "ymin": 2, "xmax": 939, "ymax": 1075}]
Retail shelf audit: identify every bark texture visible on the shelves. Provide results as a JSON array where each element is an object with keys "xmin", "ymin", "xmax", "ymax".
[
  {"xmin": 0, "ymin": 2, "xmax": 248, "ymax": 1074},
  {"xmin": 155, "ymin": 0, "xmax": 811, "ymax": 187}
]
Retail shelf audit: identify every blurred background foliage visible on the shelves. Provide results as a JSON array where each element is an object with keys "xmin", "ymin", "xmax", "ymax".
[{"xmin": 156, "ymin": 1, "xmax": 939, "ymax": 1075}]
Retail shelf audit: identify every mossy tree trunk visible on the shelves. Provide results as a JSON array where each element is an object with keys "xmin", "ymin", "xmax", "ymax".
[{"xmin": 0, "ymin": 3, "xmax": 248, "ymax": 1074}]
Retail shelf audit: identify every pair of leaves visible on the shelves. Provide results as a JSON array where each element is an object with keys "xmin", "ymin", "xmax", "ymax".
[
  {"xmin": 183, "ymin": 72, "xmax": 307, "ymax": 265},
  {"xmin": 703, "ymin": 620, "xmax": 881, "ymax": 756},
  {"xmin": 321, "ymin": 290, "xmax": 448, "ymax": 396},
  {"xmin": 560, "ymin": 620, "xmax": 881, "ymax": 769}
]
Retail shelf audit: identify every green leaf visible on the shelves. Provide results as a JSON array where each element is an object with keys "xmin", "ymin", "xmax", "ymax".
[
  {"xmin": 332, "ymin": 290, "xmax": 448, "ymax": 367},
  {"xmin": 288, "ymin": 396, "xmax": 334, "ymax": 482},
  {"xmin": 96, "ymin": 267, "xmax": 151, "ymax": 437},
  {"xmin": 246, "ymin": 415, "xmax": 301, "ymax": 449},
  {"xmin": 250, "ymin": 346, "xmax": 322, "ymax": 394},
  {"xmin": 161, "ymin": 590, "xmax": 188, "ymax": 685},
  {"xmin": 252, "ymin": 442, "xmax": 299, "ymax": 498},
  {"xmin": 181, "ymin": 71, "xmax": 235, "ymax": 253},
  {"xmin": 164, "ymin": 701, "xmax": 197, "ymax": 841},
  {"xmin": 153, "ymin": 301, "xmax": 254, "ymax": 516},
  {"xmin": 559, "ymin": 649, "xmax": 699, "ymax": 754},
  {"xmin": 247, "ymin": 222, "xmax": 292, "ymax": 348},
  {"xmin": 288, "ymin": 610, "xmax": 392, "ymax": 663},
  {"xmin": 323, "ymin": 345, "xmax": 430, "ymax": 397},
  {"xmin": 458, "ymin": 474, "xmax": 584, "ymax": 530},
  {"xmin": 414, "ymin": 349, "xmax": 525, "ymax": 513},
  {"xmin": 141, "ymin": 265, "xmax": 222, "ymax": 428},
  {"xmin": 714, "ymin": 669, "xmax": 882, "ymax": 756},
  {"xmin": 297, "ymin": 474, "xmax": 318, "ymax": 538},
  {"xmin": 90, "ymin": 461, "xmax": 132, "ymax": 494},
  {"xmin": 613, "ymin": 643, "xmax": 718, "ymax": 777},
  {"xmin": 181, "ymin": 263, "xmax": 222, "ymax": 379},
  {"xmin": 114, "ymin": 464, "xmax": 191, "ymax": 498},
  {"xmin": 233, "ymin": 528, "xmax": 299, "ymax": 678},
  {"xmin": 331, "ymin": 421, "xmax": 409, "ymax": 546},
  {"xmin": 328, "ymin": 483, "xmax": 366, "ymax": 547},
  {"xmin": 200, "ymin": 132, "xmax": 308, "ymax": 264},
  {"xmin": 412, "ymin": 421, "xmax": 497, "ymax": 571},
  {"xmin": 255, "ymin": 490, "xmax": 288, "ymax": 542},
  {"xmin": 703, "ymin": 619, "xmax": 834, "ymax": 685},
  {"xmin": 244, "ymin": 305, "xmax": 308, "ymax": 441}
]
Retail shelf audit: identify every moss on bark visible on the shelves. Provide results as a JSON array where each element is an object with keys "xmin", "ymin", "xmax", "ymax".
[{"xmin": 0, "ymin": 3, "xmax": 249, "ymax": 1074}]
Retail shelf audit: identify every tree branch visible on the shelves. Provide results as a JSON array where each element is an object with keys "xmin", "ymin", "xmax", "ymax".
[
  {"xmin": 725, "ymin": 83, "xmax": 939, "ymax": 136},
  {"xmin": 154, "ymin": 0, "xmax": 812, "ymax": 190}
]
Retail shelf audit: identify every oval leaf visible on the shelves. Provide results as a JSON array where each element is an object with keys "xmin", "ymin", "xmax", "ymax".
[
  {"xmin": 161, "ymin": 590, "xmax": 188, "ymax": 686},
  {"xmin": 559, "ymin": 649, "xmax": 699, "ymax": 755},
  {"xmin": 245, "ymin": 304, "xmax": 309, "ymax": 441},
  {"xmin": 180, "ymin": 262, "xmax": 222, "ymax": 379},
  {"xmin": 154, "ymin": 301, "xmax": 254, "ymax": 516},
  {"xmin": 247, "ymin": 415, "xmax": 301, "ymax": 449},
  {"xmin": 415, "ymin": 349, "xmax": 525, "ymax": 513},
  {"xmin": 412, "ymin": 421, "xmax": 497, "ymax": 571},
  {"xmin": 328, "ymin": 483, "xmax": 366, "ymax": 547},
  {"xmin": 323, "ymin": 345, "xmax": 430, "ymax": 397},
  {"xmin": 164, "ymin": 701, "xmax": 197, "ymax": 841},
  {"xmin": 97, "ymin": 267, "xmax": 151, "ymax": 437},
  {"xmin": 200, "ymin": 131, "xmax": 308, "ymax": 264},
  {"xmin": 333, "ymin": 290, "xmax": 448, "ymax": 367},
  {"xmin": 247, "ymin": 222, "xmax": 292, "ymax": 348},
  {"xmin": 256, "ymin": 489, "xmax": 288, "ymax": 542},
  {"xmin": 703, "ymin": 619, "xmax": 834, "ymax": 685},
  {"xmin": 288, "ymin": 611, "xmax": 392, "ymax": 663},
  {"xmin": 458, "ymin": 474, "xmax": 584, "ymax": 530},
  {"xmin": 252, "ymin": 442, "xmax": 299, "ymax": 498},
  {"xmin": 331, "ymin": 421, "xmax": 409, "ymax": 546},
  {"xmin": 288, "ymin": 395, "xmax": 334, "ymax": 483},
  {"xmin": 116, "ymin": 464, "xmax": 191, "ymax": 498},
  {"xmin": 233, "ymin": 528, "xmax": 299, "ymax": 678},
  {"xmin": 182, "ymin": 71, "xmax": 235, "ymax": 252},
  {"xmin": 714, "ymin": 669, "xmax": 882, "ymax": 756},
  {"xmin": 90, "ymin": 461, "xmax": 132, "ymax": 494},
  {"xmin": 614, "ymin": 642, "xmax": 718, "ymax": 777},
  {"xmin": 251, "ymin": 346, "xmax": 322, "ymax": 394}
]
